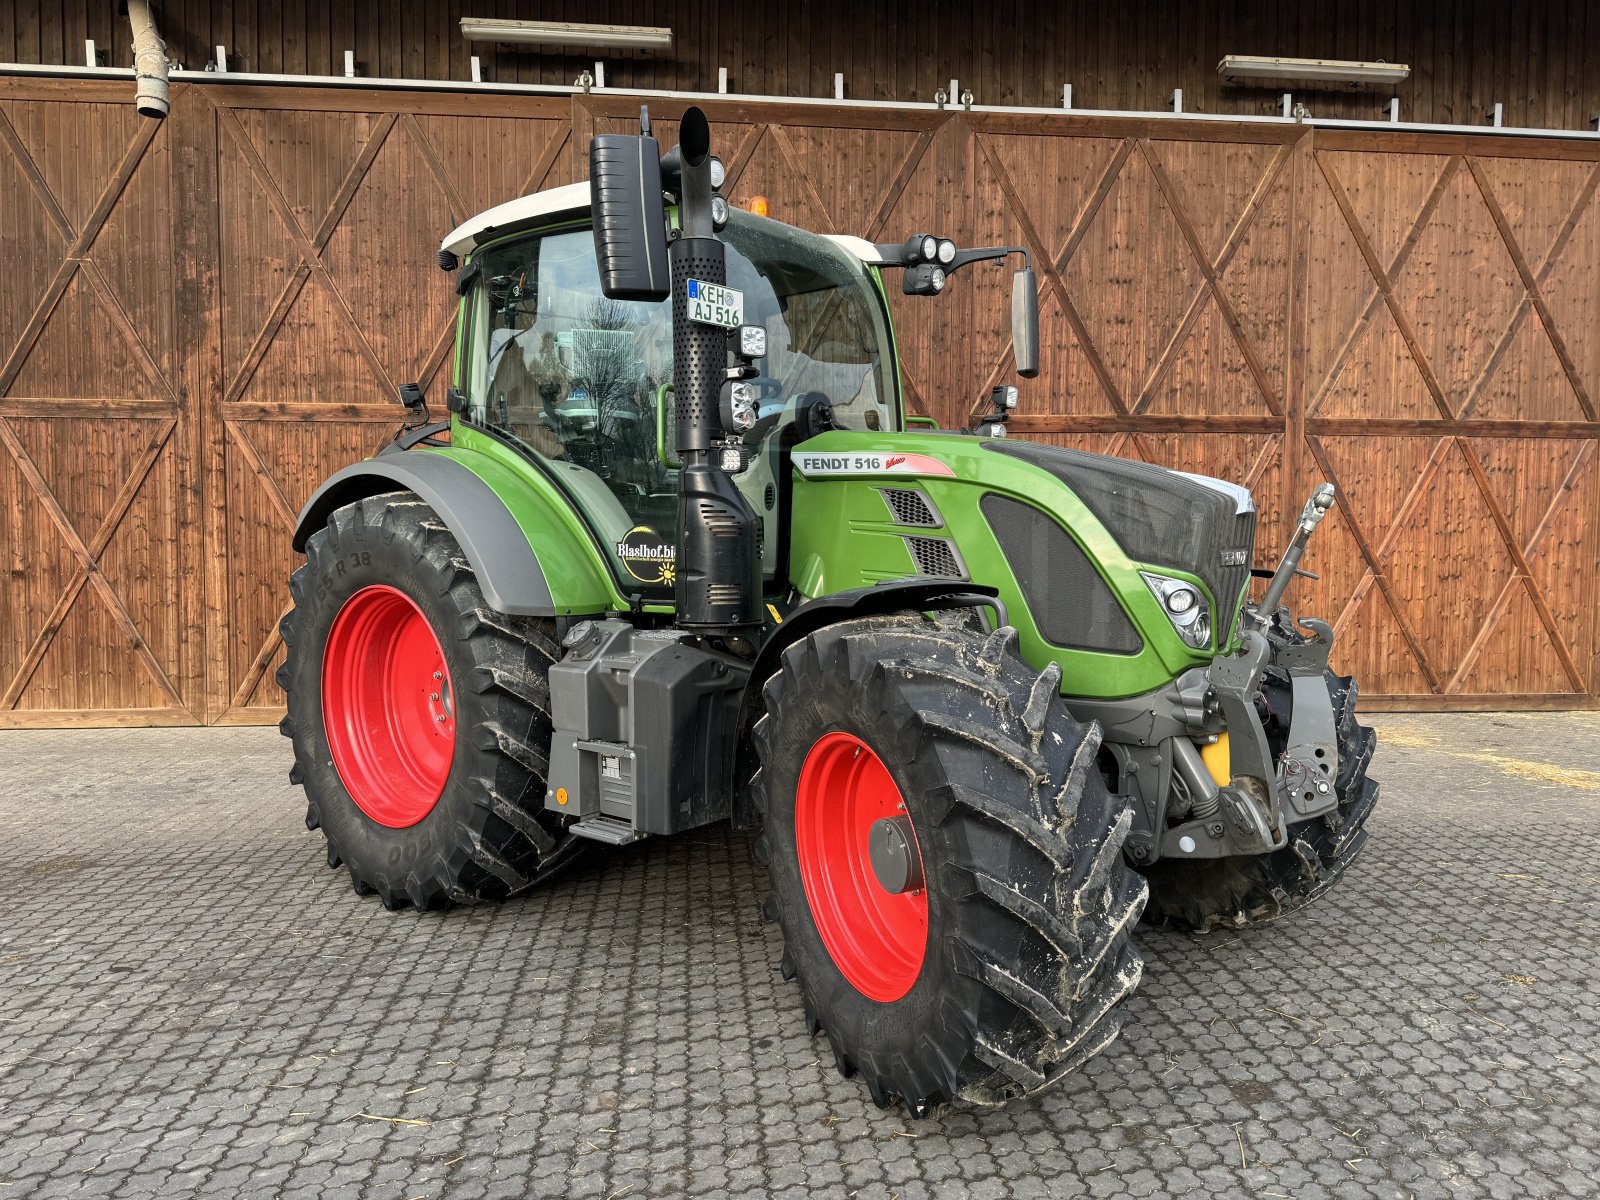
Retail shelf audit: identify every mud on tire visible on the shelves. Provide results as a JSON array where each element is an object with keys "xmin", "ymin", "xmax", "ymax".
[
  {"xmin": 279, "ymin": 490, "xmax": 585, "ymax": 909},
  {"xmin": 753, "ymin": 613, "xmax": 1148, "ymax": 1113},
  {"xmin": 1139, "ymin": 670, "xmax": 1379, "ymax": 932}
]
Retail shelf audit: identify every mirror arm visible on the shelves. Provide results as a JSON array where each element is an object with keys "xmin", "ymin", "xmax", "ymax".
[
  {"xmin": 946, "ymin": 245, "xmax": 1030, "ymax": 274},
  {"xmin": 871, "ymin": 244, "xmax": 1031, "ymax": 274}
]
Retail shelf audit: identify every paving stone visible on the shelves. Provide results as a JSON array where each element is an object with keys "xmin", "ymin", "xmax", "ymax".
[{"xmin": 0, "ymin": 713, "xmax": 1596, "ymax": 1197}]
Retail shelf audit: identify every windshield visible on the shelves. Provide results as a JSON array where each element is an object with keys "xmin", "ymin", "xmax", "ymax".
[
  {"xmin": 458, "ymin": 210, "xmax": 897, "ymax": 592},
  {"xmin": 720, "ymin": 210, "xmax": 898, "ymax": 432}
]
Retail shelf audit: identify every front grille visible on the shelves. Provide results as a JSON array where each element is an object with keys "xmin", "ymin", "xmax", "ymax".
[
  {"xmin": 985, "ymin": 441, "xmax": 1256, "ymax": 645},
  {"xmin": 904, "ymin": 535, "xmax": 965, "ymax": 579},
  {"xmin": 982, "ymin": 495, "xmax": 1142, "ymax": 654},
  {"xmin": 880, "ymin": 488, "xmax": 942, "ymax": 527},
  {"xmin": 1211, "ymin": 509, "xmax": 1257, "ymax": 636}
]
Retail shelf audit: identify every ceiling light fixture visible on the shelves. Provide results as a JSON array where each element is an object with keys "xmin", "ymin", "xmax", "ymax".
[
  {"xmin": 1217, "ymin": 55, "xmax": 1410, "ymax": 87},
  {"xmin": 459, "ymin": 19, "xmax": 674, "ymax": 54}
]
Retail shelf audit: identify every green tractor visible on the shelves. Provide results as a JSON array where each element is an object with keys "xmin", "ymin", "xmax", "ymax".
[{"xmin": 281, "ymin": 107, "xmax": 1378, "ymax": 1114}]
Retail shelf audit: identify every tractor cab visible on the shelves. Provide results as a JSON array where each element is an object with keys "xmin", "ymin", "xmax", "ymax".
[{"xmin": 441, "ymin": 190, "xmax": 900, "ymax": 598}]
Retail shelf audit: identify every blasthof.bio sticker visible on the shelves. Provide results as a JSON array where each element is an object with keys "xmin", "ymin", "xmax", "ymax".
[{"xmin": 615, "ymin": 525, "xmax": 677, "ymax": 585}]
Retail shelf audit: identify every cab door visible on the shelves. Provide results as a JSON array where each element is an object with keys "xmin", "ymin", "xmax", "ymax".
[{"xmin": 460, "ymin": 225, "xmax": 683, "ymax": 597}]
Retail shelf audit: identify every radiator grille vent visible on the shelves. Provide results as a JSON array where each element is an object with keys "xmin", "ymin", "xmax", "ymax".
[
  {"xmin": 982, "ymin": 494, "xmax": 1142, "ymax": 654},
  {"xmin": 904, "ymin": 536, "xmax": 965, "ymax": 579},
  {"xmin": 880, "ymin": 488, "xmax": 941, "ymax": 527}
]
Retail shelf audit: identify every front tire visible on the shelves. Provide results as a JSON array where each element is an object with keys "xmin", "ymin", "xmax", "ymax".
[
  {"xmin": 279, "ymin": 491, "xmax": 585, "ymax": 909},
  {"xmin": 753, "ymin": 614, "xmax": 1147, "ymax": 1113}
]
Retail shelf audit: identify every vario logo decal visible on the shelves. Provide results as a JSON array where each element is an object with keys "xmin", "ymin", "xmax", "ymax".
[{"xmin": 615, "ymin": 526, "xmax": 677, "ymax": 585}]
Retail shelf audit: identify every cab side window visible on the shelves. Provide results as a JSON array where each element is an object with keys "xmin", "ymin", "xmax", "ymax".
[{"xmin": 465, "ymin": 228, "xmax": 678, "ymax": 562}]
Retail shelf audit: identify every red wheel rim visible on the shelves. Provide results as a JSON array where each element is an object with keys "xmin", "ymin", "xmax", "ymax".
[
  {"xmin": 321, "ymin": 585, "xmax": 455, "ymax": 828},
  {"xmin": 794, "ymin": 732, "xmax": 928, "ymax": 1002}
]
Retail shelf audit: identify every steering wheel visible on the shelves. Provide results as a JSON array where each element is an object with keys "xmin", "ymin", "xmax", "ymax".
[{"xmin": 793, "ymin": 391, "xmax": 838, "ymax": 440}]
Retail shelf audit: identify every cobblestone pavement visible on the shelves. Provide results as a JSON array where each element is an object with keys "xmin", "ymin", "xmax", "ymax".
[{"xmin": 1, "ymin": 712, "xmax": 1596, "ymax": 1199}]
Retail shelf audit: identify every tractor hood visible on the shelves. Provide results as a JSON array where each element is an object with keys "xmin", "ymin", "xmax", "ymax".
[
  {"xmin": 983, "ymin": 440, "xmax": 1258, "ymax": 649},
  {"xmin": 788, "ymin": 430, "xmax": 1260, "ymax": 699}
]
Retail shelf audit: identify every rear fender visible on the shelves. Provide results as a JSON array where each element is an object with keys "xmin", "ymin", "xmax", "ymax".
[{"xmin": 292, "ymin": 446, "xmax": 617, "ymax": 617}]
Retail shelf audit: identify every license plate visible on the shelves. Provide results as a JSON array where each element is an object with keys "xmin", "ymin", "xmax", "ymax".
[{"xmin": 686, "ymin": 279, "xmax": 743, "ymax": 329}]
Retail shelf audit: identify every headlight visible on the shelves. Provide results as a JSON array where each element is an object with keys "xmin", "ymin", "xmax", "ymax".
[
  {"xmin": 1164, "ymin": 586, "xmax": 1197, "ymax": 614},
  {"xmin": 921, "ymin": 234, "xmax": 938, "ymax": 262},
  {"xmin": 1141, "ymin": 572, "xmax": 1211, "ymax": 649},
  {"xmin": 937, "ymin": 238, "xmax": 956, "ymax": 264}
]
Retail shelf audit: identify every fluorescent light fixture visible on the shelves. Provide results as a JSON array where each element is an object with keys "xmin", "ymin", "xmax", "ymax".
[
  {"xmin": 459, "ymin": 18, "xmax": 673, "ymax": 54},
  {"xmin": 1217, "ymin": 55, "xmax": 1410, "ymax": 87}
]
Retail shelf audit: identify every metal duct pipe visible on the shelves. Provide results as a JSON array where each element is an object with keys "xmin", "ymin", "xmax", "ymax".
[{"xmin": 126, "ymin": 0, "xmax": 169, "ymax": 118}]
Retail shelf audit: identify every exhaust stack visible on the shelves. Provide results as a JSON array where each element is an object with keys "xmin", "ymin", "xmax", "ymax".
[
  {"xmin": 590, "ymin": 107, "xmax": 760, "ymax": 636},
  {"xmin": 666, "ymin": 109, "xmax": 762, "ymax": 634}
]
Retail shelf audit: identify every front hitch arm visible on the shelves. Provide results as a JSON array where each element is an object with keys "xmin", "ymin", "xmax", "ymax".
[{"xmin": 1254, "ymin": 483, "xmax": 1336, "ymax": 623}]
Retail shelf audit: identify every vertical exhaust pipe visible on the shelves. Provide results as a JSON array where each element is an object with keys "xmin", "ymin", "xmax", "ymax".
[
  {"xmin": 126, "ymin": 0, "xmax": 170, "ymax": 119},
  {"xmin": 589, "ymin": 106, "xmax": 760, "ymax": 636},
  {"xmin": 667, "ymin": 109, "xmax": 761, "ymax": 635}
]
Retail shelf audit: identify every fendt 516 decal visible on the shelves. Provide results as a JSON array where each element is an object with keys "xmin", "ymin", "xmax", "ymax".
[{"xmin": 794, "ymin": 452, "xmax": 956, "ymax": 478}]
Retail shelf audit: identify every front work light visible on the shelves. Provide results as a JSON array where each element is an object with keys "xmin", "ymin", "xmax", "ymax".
[
  {"xmin": 736, "ymin": 324, "xmax": 767, "ymax": 359},
  {"xmin": 722, "ymin": 380, "xmax": 759, "ymax": 432}
]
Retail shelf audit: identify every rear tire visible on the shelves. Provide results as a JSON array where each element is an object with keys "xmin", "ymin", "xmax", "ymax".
[
  {"xmin": 279, "ymin": 490, "xmax": 586, "ymax": 910},
  {"xmin": 753, "ymin": 614, "xmax": 1147, "ymax": 1113},
  {"xmin": 1139, "ymin": 670, "xmax": 1379, "ymax": 932}
]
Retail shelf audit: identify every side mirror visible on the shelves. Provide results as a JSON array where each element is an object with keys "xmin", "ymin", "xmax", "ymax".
[
  {"xmin": 590, "ymin": 131, "xmax": 670, "ymax": 301},
  {"xmin": 1012, "ymin": 268, "xmax": 1039, "ymax": 379}
]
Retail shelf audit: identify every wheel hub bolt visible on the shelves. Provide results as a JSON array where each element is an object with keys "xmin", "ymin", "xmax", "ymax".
[{"xmin": 868, "ymin": 815, "xmax": 924, "ymax": 895}]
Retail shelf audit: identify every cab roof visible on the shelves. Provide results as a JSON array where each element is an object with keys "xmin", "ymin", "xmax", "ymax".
[{"xmin": 439, "ymin": 181, "xmax": 884, "ymax": 265}]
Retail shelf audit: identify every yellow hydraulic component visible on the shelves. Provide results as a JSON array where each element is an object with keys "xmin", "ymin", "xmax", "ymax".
[{"xmin": 1199, "ymin": 733, "xmax": 1231, "ymax": 786}]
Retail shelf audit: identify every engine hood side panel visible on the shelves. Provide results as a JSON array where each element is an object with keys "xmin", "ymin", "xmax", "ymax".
[{"xmin": 787, "ymin": 430, "xmax": 1230, "ymax": 700}]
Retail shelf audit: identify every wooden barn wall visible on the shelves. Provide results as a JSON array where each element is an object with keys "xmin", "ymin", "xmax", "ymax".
[
  {"xmin": 0, "ymin": 77, "xmax": 1597, "ymax": 725},
  {"xmin": 4, "ymin": 1, "xmax": 1600, "ymax": 131}
]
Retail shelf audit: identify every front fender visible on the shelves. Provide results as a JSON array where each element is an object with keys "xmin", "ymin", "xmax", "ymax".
[
  {"xmin": 292, "ymin": 445, "xmax": 616, "ymax": 617},
  {"xmin": 730, "ymin": 580, "xmax": 1004, "ymax": 830}
]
